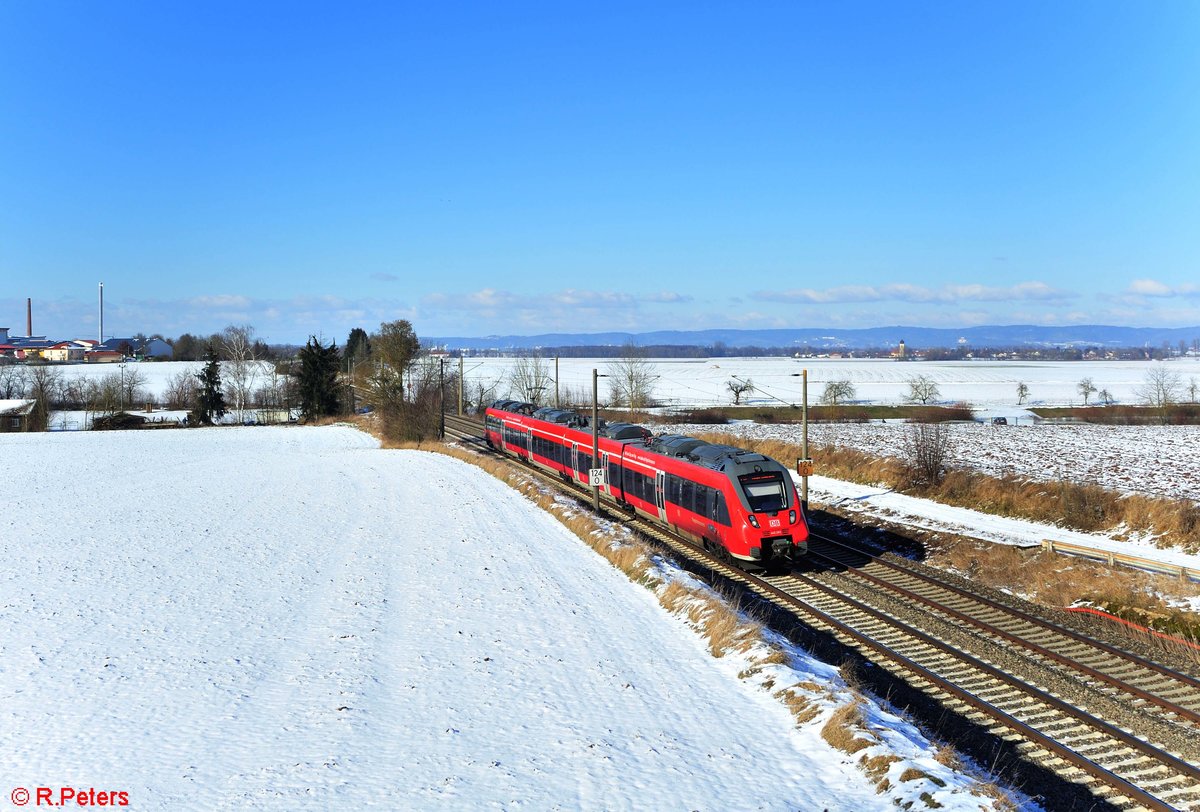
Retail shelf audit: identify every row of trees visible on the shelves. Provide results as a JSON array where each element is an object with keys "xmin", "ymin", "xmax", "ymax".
[
  {"xmin": 498, "ymin": 346, "xmax": 659, "ymax": 413},
  {"xmin": 1067, "ymin": 369, "xmax": 1199, "ymax": 409},
  {"xmin": 815, "ymin": 375, "xmax": 941, "ymax": 408}
]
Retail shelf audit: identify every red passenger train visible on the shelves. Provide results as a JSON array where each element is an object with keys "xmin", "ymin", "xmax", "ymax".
[{"xmin": 484, "ymin": 400, "xmax": 808, "ymax": 569}]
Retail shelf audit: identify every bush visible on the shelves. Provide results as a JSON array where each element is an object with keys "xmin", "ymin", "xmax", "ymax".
[{"xmin": 665, "ymin": 409, "xmax": 729, "ymax": 424}]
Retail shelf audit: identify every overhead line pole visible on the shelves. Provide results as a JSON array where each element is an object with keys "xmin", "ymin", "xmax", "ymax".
[{"xmin": 592, "ymin": 368, "xmax": 600, "ymax": 512}]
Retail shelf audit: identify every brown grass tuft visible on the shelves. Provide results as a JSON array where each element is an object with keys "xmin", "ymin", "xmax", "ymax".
[
  {"xmin": 861, "ymin": 753, "xmax": 901, "ymax": 782},
  {"xmin": 821, "ymin": 700, "xmax": 876, "ymax": 754}
]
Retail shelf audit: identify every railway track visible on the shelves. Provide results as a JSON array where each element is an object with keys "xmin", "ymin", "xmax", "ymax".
[{"xmin": 442, "ymin": 413, "xmax": 1200, "ymax": 810}]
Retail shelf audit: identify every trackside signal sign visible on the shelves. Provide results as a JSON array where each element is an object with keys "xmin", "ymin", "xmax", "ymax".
[{"xmin": 588, "ymin": 468, "xmax": 607, "ymax": 487}]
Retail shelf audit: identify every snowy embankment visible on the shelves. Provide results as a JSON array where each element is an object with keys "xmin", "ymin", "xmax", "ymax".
[{"xmin": 0, "ymin": 426, "xmax": 990, "ymax": 810}]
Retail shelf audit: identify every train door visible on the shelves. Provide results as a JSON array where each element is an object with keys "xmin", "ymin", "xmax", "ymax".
[
  {"xmin": 600, "ymin": 452, "xmax": 611, "ymax": 496},
  {"xmin": 571, "ymin": 443, "xmax": 579, "ymax": 478},
  {"xmin": 655, "ymin": 471, "xmax": 667, "ymax": 522}
]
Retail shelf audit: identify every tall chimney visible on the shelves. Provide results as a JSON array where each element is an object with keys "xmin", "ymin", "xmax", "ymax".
[
  {"xmin": 26, "ymin": 298, "xmax": 31, "ymax": 336},
  {"xmin": 99, "ymin": 282, "xmax": 104, "ymax": 343}
]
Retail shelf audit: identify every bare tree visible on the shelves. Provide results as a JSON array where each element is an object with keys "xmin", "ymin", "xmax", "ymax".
[
  {"xmin": 1016, "ymin": 381, "xmax": 1029, "ymax": 405},
  {"xmin": 902, "ymin": 422, "xmax": 954, "ymax": 487},
  {"xmin": 1188, "ymin": 377, "xmax": 1198, "ymax": 403},
  {"xmin": 1136, "ymin": 366, "xmax": 1182, "ymax": 422},
  {"xmin": 0, "ymin": 364, "xmax": 27, "ymax": 399},
  {"xmin": 92, "ymin": 373, "xmax": 125, "ymax": 418},
  {"xmin": 119, "ymin": 365, "xmax": 147, "ymax": 409},
  {"xmin": 466, "ymin": 376, "xmax": 503, "ymax": 414},
  {"xmin": 164, "ymin": 368, "xmax": 198, "ymax": 410},
  {"xmin": 1077, "ymin": 377, "xmax": 1096, "ymax": 406},
  {"xmin": 726, "ymin": 378, "xmax": 754, "ymax": 405},
  {"xmin": 606, "ymin": 345, "xmax": 657, "ymax": 411},
  {"xmin": 26, "ymin": 365, "xmax": 63, "ymax": 431},
  {"xmin": 557, "ymin": 384, "xmax": 592, "ymax": 411},
  {"xmin": 254, "ymin": 364, "xmax": 291, "ymax": 422},
  {"xmin": 820, "ymin": 379, "xmax": 856, "ymax": 406},
  {"xmin": 904, "ymin": 374, "xmax": 940, "ymax": 405},
  {"xmin": 509, "ymin": 354, "xmax": 554, "ymax": 405},
  {"xmin": 1098, "ymin": 388, "xmax": 1114, "ymax": 406},
  {"xmin": 221, "ymin": 324, "xmax": 260, "ymax": 421},
  {"xmin": 63, "ymin": 378, "xmax": 101, "ymax": 430}
]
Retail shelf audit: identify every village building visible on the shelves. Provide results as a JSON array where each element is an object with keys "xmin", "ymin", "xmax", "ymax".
[{"xmin": 0, "ymin": 399, "xmax": 36, "ymax": 432}]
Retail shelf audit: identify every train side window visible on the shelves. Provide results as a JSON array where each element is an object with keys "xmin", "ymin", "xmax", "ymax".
[
  {"xmin": 713, "ymin": 491, "xmax": 729, "ymax": 525},
  {"xmin": 609, "ymin": 460, "xmax": 622, "ymax": 490},
  {"xmin": 680, "ymin": 479, "xmax": 695, "ymax": 513}
]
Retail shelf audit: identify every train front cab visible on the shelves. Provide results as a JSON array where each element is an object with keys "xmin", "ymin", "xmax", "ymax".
[{"xmin": 727, "ymin": 464, "xmax": 808, "ymax": 569}]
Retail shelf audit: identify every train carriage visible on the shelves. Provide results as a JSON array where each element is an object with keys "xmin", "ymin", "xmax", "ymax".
[{"xmin": 485, "ymin": 401, "xmax": 807, "ymax": 569}]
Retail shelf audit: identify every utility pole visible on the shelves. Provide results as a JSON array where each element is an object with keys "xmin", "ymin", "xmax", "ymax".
[
  {"xmin": 458, "ymin": 354, "xmax": 464, "ymax": 416},
  {"xmin": 555, "ymin": 356, "xmax": 560, "ymax": 407},
  {"xmin": 591, "ymin": 368, "xmax": 600, "ymax": 512},
  {"xmin": 439, "ymin": 358, "xmax": 445, "ymax": 439},
  {"xmin": 802, "ymin": 368, "xmax": 809, "ymax": 508}
]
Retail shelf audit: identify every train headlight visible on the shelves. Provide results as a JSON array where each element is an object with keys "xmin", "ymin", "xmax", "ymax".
[
  {"xmin": 789, "ymin": 510, "xmax": 797, "ymax": 524},
  {"xmin": 747, "ymin": 515, "xmax": 759, "ymax": 528}
]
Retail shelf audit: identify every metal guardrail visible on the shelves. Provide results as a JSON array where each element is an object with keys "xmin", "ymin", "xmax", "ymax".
[{"xmin": 1042, "ymin": 538, "xmax": 1200, "ymax": 581}]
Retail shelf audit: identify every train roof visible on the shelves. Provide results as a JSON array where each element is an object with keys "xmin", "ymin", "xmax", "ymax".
[
  {"xmin": 601, "ymin": 422, "xmax": 650, "ymax": 441},
  {"xmin": 687, "ymin": 443, "xmax": 773, "ymax": 472},
  {"xmin": 531, "ymin": 407, "xmax": 578, "ymax": 424},
  {"xmin": 649, "ymin": 434, "xmax": 709, "ymax": 457}
]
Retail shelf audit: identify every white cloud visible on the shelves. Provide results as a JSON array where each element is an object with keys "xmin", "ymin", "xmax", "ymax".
[{"xmin": 1127, "ymin": 279, "xmax": 1200, "ymax": 298}]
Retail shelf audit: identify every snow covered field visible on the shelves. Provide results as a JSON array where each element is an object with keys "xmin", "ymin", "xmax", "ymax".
[
  {"xmin": 457, "ymin": 356, "xmax": 1200, "ymax": 411},
  {"xmin": 34, "ymin": 356, "xmax": 1200, "ymax": 411},
  {"xmin": 0, "ymin": 426, "xmax": 989, "ymax": 810},
  {"xmin": 694, "ymin": 421, "xmax": 1200, "ymax": 504}
]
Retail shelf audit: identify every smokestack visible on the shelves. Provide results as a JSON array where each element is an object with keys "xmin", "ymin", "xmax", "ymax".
[
  {"xmin": 26, "ymin": 298, "xmax": 31, "ymax": 337},
  {"xmin": 99, "ymin": 282, "xmax": 104, "ymax": 344}
]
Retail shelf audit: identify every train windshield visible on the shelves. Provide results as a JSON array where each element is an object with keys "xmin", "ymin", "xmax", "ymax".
[{"xmin": 738, "ymin": 472, "xmax": 788, "ymax": 512}]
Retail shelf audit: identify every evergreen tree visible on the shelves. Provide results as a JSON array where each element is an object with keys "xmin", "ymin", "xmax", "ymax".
[
  {"xmin": 345, "ymin": 327, "xmax": 371, "ymax": 367},
  {"xmin": 298, "ymin": 336, "xmax": 341, "ymax": 421},
  {"xmin": 190, "ymin": 344, "xmax": 227, "ymax": 426}
]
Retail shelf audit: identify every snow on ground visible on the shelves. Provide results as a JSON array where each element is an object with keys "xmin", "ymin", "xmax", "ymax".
[
  {"xmin": 684, "ymin": 420, "xmax": 1200, "ymax": 504},
  {"xmin": 34, "ymin": 356, "xmax": 1200, "ymax": 410},
  {"xmin": 457, "ymin": 356, "xmax": 1200, "ymax": 410},
  {"xmin": 0, "ymin": 426, "xmax": 992, "ymax": 810}
]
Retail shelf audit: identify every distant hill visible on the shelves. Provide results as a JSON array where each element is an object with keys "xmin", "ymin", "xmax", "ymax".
[{"xmin": 428, "ymin": 325, "xmax": 1200, "ymax": 352}]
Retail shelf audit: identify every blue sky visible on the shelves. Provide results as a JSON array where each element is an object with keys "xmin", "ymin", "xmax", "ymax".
[{"xmin": 2, "ymin": 1, "xmax": 1198, "ymax": 345}]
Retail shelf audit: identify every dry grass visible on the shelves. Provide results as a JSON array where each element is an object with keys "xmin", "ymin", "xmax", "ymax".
[
  {"xmin": 821, "ymin": 700, "xmax": 877, "ymax": 755},
  {"xmin": 773, "ymin": 683, "xmax": 825, "ymax": 724},
  {"xmin": 933, "ymin": 743, "xmax": 965, "ymax": 772},
  {"xmin": 900, "ymin": 767, "xmax": 945, "ymax": 786},
  {"xmin": 695, "ymin": 431, "xmax": 1200, "ymax": 552},
  {"xmin": 861, "ymin": 753, "xmax": 902, "ymax": 782}
]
